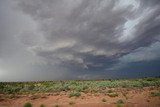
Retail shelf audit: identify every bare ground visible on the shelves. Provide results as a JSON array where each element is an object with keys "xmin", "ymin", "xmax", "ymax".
[{"xmin": 0, "ymin": 86, "xmax": 160, "ymax": 107}]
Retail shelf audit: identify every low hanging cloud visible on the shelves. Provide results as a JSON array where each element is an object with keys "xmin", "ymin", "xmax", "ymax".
[
  {"xmin": 0, "ymin": 0, "xmax": 160, "ymax": 81},
  {"xmin": 120, "ymin": 42, "xmax": 160, "ymax": 62},
  {"xmin": 109, "ymin": 42, "xmax": 160, "ymax": 71}
]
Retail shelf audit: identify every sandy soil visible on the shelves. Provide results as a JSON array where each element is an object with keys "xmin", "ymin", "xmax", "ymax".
[{"xmin": 0, "ymin": 86, "xmax": 160, "ymax": 107}]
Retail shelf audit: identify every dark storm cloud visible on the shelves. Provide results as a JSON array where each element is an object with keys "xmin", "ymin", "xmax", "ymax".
[
  {"xmin": 16, "ymin": 0, "xmax": 160, "ymax": 69},
  {"xmin": 116, "ymin": 60, "xmax": 160, "ymax": 78},
  {"xmin": 109, "ymin": 42, "xmax": 160, "ymax": 71},
  {"xmin": 0, "ymin": 0, "xmax": 160, "ymax": 81}
]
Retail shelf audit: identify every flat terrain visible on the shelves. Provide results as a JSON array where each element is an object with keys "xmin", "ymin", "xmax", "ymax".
[{"xmin": 0, "ymin": 78, "xmax": 160, "ymax": 107}]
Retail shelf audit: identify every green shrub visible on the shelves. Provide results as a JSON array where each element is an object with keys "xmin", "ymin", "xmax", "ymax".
[
  {"xmin": 151, "ymin": 91, "xmax": 160, "ymax": 97},
  {"xmin": 28, "ymin": 84, "xmax": 35, "ymax": 90},
  {"xmin": 116, "ymin": 99, "xmax": 124, "ymax": 104},
  {"xmin": 23, "ymin": 102, "xmax": 32, "ymax": 107},
  {"xmin": 107, "ymin": 89, "xmax": 113, "ymax": 93},
  {"xmin": 107, "ymin": 93, "xmax": 118, "ymax": 97},
  {"xmin": 69, "ymin": 91, "xmax": 81, "ymax": 97}
]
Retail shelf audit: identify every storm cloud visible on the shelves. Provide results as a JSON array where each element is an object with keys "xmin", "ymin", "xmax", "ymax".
[{"xmin": 0, "ymin": 0, "xmax": 160, "ymax": 81}]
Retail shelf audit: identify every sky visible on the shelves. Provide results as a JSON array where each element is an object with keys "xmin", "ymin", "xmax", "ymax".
[{"xmin": 0, "ymin": 0, "xmax": 160, "ymax": 81}]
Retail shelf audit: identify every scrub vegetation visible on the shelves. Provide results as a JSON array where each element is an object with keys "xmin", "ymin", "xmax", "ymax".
[
  {"xmin": 115, "ymin": 99, "xmax": 124, "ymax": 107},
  {"xmin": 0, "ymin": 77, "xmax": 160, "ymax": 107},
  {"xmin": 151, "ymin": 91, "xmax": 160, "ymax": 97},
  {"xmin": 0, "ymin": 77, "xmax": 160, "ymax": 94},
  {"xmin": 23, "ymin": 102, "xmax": 32, "ymax": 107}
]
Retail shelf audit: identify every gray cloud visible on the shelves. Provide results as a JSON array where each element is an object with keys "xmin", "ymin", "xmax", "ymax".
[
  {"xmin": 17, "ymin": 0, "xmax": 160, "ymax": 68},
  {"xmin": 0, "ymin": 0, "xmax": 160, "ymax": 81},
  {"xmin": 109, "ymin": 42, "xmax": 160, "ymax": 71},
  {"xmin": 120, "ymin": 42, "xmax": 160, "ymax": 62}
]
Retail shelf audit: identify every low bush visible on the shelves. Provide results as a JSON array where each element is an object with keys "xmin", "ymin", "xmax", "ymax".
[
  {"xmin": 107, "ymin": 93, "xmax": 118, "ymax": 97},
  {"xmin": 116, "ymin": 99, "xmax": 124, "ymax": 104},
  {"xmin": 151, "ymin": 91, "xmax": 160, "ymax": 97},
  {"xmin": 107, "ymin": 89, "xmax": 113, "ymax": 93},
  {"xmin": 69, "ymin": 91, "xmax": 81, "ymax": 97},
  {"xmin": 102, "ymin": 98, "xmax": 107, "ymax": 102},
  {"xmin": 23, "ymin": 102, "xmax": 32, "ymax": 107}
]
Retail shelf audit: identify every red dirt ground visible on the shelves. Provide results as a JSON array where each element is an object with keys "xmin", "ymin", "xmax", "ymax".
[{"xmin": 0, "ymin": 86, "xmax": 160, "ymax": 107}]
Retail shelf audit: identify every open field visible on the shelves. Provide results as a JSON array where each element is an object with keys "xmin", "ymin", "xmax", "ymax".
[{"xmin": 0, "ymin": 77, "xmax": 160, "ymax": 107}]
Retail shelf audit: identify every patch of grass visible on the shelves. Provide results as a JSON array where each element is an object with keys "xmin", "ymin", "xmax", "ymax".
[
  {"xmin": 69, "ymin": 101, "xmax": 75, "ymax": 105},
  {"xmin": 115, "ymin": 99, "xmax": 124, "ymax": 107},
  {"xmin": 102, "ymin": 98, "xmax": 107, "ymax": 102},
  {"xmin": 151, "ymin": 91, "xmax": 160, "ymax": 97},
  {"xmin": 107, "ymin": 89, "xmax": 113, "ymax": 93},
  {"xmin": 107, "ymin": 93, "xmax": 118, "ymax": 97},
  {"xmin": 40, "ymin": 104, "xmax": 45, "ymax": 107},
  {"xmin": 107, "ymin": 89, "xmax": 118, "ymax": 98},
  {"xmin": 69, "ymin": 91, "xmax": 81, "ymax": 97},
  {"xmin": 116, "ymin": 99, "xmax": 124, "ymax": 104},
  {"xmin": 23, "ymin": 102, "xmax": 32, "ymax": 107}
]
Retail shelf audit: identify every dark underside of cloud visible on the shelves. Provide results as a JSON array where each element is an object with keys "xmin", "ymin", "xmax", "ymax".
[{"xmin": 0, "ymin": 0, "xmax": 160, "ymax": 81}]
